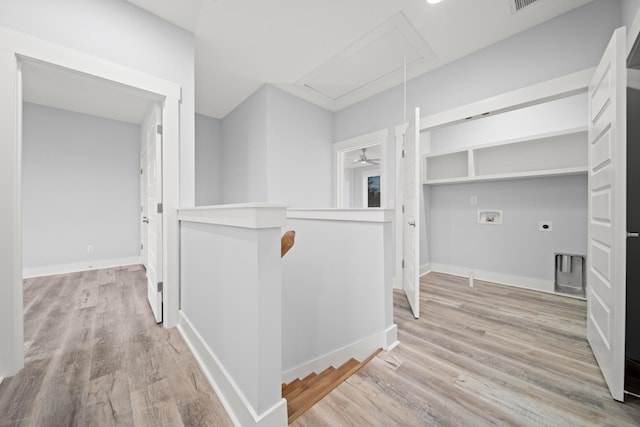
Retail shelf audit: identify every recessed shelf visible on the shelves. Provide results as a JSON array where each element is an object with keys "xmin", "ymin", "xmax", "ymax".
[{"xmin": 424, "ymin": 126, "xmax": 588, "ymax": 185}]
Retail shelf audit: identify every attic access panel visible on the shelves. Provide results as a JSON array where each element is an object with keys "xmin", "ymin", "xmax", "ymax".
[{"xmin": 300, "ymin": 13, "xmax": 436, "ymax": 101}]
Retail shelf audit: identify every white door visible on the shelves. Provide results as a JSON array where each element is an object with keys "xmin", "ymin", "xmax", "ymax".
[
  {"xmin": 403, "ymin": 107, "xmax": 421, "ymax": 318},
  {"xmin": 140, "ymin": 143, "xmax": 148, "ymax": 270},
  {"xmin": 587, "ymin": 27, "xmax": 627, "ymax": 402},
  {"xmin": 145, "ymin": 105, "xmax": 163, "ymax": 323}
]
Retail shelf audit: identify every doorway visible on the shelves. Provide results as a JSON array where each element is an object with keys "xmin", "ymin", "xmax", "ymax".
[
  {"xmin": 0, "ymin": 33, "xmax": 181, "ymax": 377},
  {"xmin": 333, "ymin": 129, "xmax": 388, "ymax": 209}
]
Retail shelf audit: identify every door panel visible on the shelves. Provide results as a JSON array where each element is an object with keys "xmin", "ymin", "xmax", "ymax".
[
  {"xmin": 403, "ymin": 108, "xmax": 420, "ymax": 318},
  {"xmin": 587, "ymin": 27, "xmax": 627, "ymax": 402},
  {"xmin": 145, "ymin": 105, "xmax": 163, "ymax": 323},
  {"xmin": 140, "ymin": 144, "xmax": 148, "ymax": 270}
]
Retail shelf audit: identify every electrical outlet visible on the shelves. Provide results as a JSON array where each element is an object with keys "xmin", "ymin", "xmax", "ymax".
[
  {"xmin": 538, "ymin": 222, "xmax": 552, "ymax": 232},
  {"xmin": 87, "ymin": 244, "xmax": 94, "ymax": 253},
  {"xmin": 470, "ymin": 195, "xmax": 478, "ymax": 205}
]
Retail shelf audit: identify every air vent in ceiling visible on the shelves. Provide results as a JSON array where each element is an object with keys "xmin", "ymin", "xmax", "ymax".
[{"xmin": 509, "ymin": 0, "xmax": 540, "ymax": 13}]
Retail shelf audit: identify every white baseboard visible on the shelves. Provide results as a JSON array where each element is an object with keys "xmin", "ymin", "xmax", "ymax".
[
  {"xmin": 282, "ymin": 329, "xmax": 387, "ymax": 384},
  {"xmin": 385, "ymin": 324, "xmax": 399, "ymax": 351},
  {"xmin": 385, "ymin": 325, "xmax": 398, "ymax": 349},
  {"xmin": 419, "ymin": 263, "xmax": 432, "ymax": 277},
  {"xmin": 393, "ymin": 275, "xmax": 402, "ymax": 290},
  {"xmin": 178, "ymin": 311, "xmax": 287, "ymax": 427},
  {"xmin": 23, "ymin": 256, "xmax": 142, "ymax": 279},
  {"xmin": 430, "ymin": 263, "xmax": 554, "ymax": 294}
]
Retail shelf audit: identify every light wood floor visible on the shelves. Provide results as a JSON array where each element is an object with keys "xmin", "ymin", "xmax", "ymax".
[
  {"xmin": 293, "ymin": 272, "xmax": 640, "ymax": 426},
  {"xmin": 5, "ymin": 268, "xmax": 640, "ymax": 426},
  {"xmin": 0, "ymin": 265, "xmax": 233, "ymax": 426}
]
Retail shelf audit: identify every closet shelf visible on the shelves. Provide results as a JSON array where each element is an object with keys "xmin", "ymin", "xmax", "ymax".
[{"xmin": 423, "ymin": 126, "xmax": 588, "ymax": 185}]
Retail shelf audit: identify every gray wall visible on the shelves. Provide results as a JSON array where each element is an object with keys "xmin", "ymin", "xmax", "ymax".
[
  {"xmin": 623, "ymin": 0, "xmax": 640, "ymax": 31},
  {"xmin": 429, "ymin": 176, "xmax": 588, "ymax": 282},
  {"xmin": 266, "ymin": 86, "xmax": 332, "ymax": 207},
  {"xmin": 334, "ymin": 2, "xmax": 622, "ymax": 251},
  {"xmin": 331, "ymin": 0, "xmax": 623, "ymax": 277},
  {"xmin": 221, "ymin": 86, "xmax": 269, "ymax": 203},
  {"xmin": 334, "ymin": 0, "xmax": 621, "ymax": 141},
  {"xmin": 221, "ymin": 85, "xmax": 333, "ymax": 207},
  {"xmin": 22, "ymin": 103, "xmax": 140, "ymax": 268},
  {"xmin": 195, "ymin": 113, "xmax": 222, "ymax": 206},
  {"xmin": 0, "ymin": 0, "xmax": 196, "ymax": 207}
]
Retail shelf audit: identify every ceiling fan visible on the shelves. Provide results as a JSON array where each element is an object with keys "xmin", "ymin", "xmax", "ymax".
[{"xmin": 353, "ymin": 148, "xmax": 380, "ymax": 165}]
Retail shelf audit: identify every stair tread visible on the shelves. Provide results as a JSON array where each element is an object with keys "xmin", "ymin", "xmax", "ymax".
[
  {"xmin": 283, "ymin": 349, "xmax": 382, "ymax": 424},
  {"xmin": 282, "ymin": 373, "xmax": 317, "ymax": 398}
]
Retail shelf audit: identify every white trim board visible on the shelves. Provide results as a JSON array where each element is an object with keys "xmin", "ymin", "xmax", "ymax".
[
  {"xmin": 287, "ymin": 208, "xmax": 393, "ymax": 223},
  {"xmin": 420, "ymin": 263, "xmax": 431, "ymax": 277},
  {"xmin": 179, "ymin": 204, "xmax": 288, "ymax": 229},
  {"xmin": 178, "ymin": 311, "xmax": 287, "ymax": 427},
  {"xmin": 420, "ymin": 68, "xmax": 593, "ymax": 131},
  {"xmin": 23, "ymin": 257, "xmax": 142, "ymax": 279},
  {"xmin": 429, "ymin": 263, "xmax": 556, "ymax": 295},
  {"xmin": 282, "ymin": 328, "xmax": 392, "ymax": 384}
]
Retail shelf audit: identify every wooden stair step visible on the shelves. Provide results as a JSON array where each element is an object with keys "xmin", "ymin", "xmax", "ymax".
[
  {"xmin": 281, "ymin": 372, "xmax": 315, "ymax": 397},
  {"xmin": 282, "ymin": 349, "xmax": 382, "ymax": 424},
  {"xmin": 284, "ymin": 369, "xmax": 332, "ymax": 403}
]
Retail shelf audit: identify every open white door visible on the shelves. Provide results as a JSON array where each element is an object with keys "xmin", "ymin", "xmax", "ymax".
[
  {"xmin": 587, "ymin": 27, "xmax": 627, "ymax": 402},
  {"xmin": 403, "ymin": 108, "xmax": 421, "ymax": 318},
  {"xmin": 144, "ymin": 104, "xmax": 163, "ymax": 323},
  {"xmin": 140, "ymin": 142, "xmax": 148, "ymax": 270}
]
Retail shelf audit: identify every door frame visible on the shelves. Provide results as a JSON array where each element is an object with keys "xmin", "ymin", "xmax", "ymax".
[
  {"xmin": 392, "ymin": 68, "xmax": 594, "ymax": 290},
  {"xmin": 333, "ymin": 129, "xmax": 388, "ymax": 208},
  {"xmin": 0, "ymin": 26, "xmax": 181, "ymax": 377}
]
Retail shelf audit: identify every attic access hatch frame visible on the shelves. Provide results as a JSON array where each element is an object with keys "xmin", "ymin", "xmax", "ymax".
[{"xmin": 277, "ymin": 12, "xmax": 436, "ymax": 112}]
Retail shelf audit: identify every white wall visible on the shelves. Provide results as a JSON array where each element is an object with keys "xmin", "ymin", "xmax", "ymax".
[
  {"xmin": 266, "ymin": 86, "xmax": 333, "ymax": 207},
  {"xmin": 22, "ymin": 103, "xmax": 140, "ymax": 270},
  {"xmin": 429, "ymin": 175, "xmax": 588, "ymax": 285},
  {"xmin": 0, "ymin": 0, "xmax": 196, "ymax": 207},
  {"xmin": 195, "ymin": 113, "xmax": 222, "ymax": 206},
  {"xmin": 281, "ymin": 214, "xmax": 393, "ymax": 381},
  {"xmin": 179, "ymin": 215, "xmax": 286, "ymax": 425},
  {"xmin": 221, "ymin": 85, "xmax": 333, "ymax": 207}
]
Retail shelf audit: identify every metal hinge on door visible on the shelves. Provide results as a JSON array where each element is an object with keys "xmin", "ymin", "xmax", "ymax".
[
  {"xmin": 402, "ymin": 205, "xmax": 405, "ymax": 213},
  {"xmin": 156, "ymin": 124, "xmax": 163, "ymax": 135},
  {"xmin": 402, "ymin": 260, "xmax": 405, "ymax": 269},
  {"xmin": 157, "ymin": 282, "xmax": 163, "ymax": 292},
  {"xmin": 157, "ymin": 203, "xmax": 163, "ymax": 214},
  {"xmin": 402, "ymin": 149, "xmax": 406, "ymax": 158}
]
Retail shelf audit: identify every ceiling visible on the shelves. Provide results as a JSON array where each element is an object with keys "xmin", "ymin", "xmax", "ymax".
[
  {"xmin": 126, "ymin": 0, "xmax": 594, "ymax": 119},
  {"xmin": 21, "ymin": 59, "xmax": 160, "ymax": 125},
  {"xmin": 20, "ymin": 0, "xmax": 595, "ymax": 124}
]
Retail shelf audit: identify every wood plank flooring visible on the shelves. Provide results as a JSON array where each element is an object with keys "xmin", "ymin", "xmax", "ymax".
[
  {"xmin": 6, "ymin": 268, "xmax": 640, "ymax": 426},
  {"xmin": 293, "ymin": 272, "xmax": 640, "ymax": 426},
  {"xmin": 0, "ymin": 265, "xmax": 233, "ymax": 427}
]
